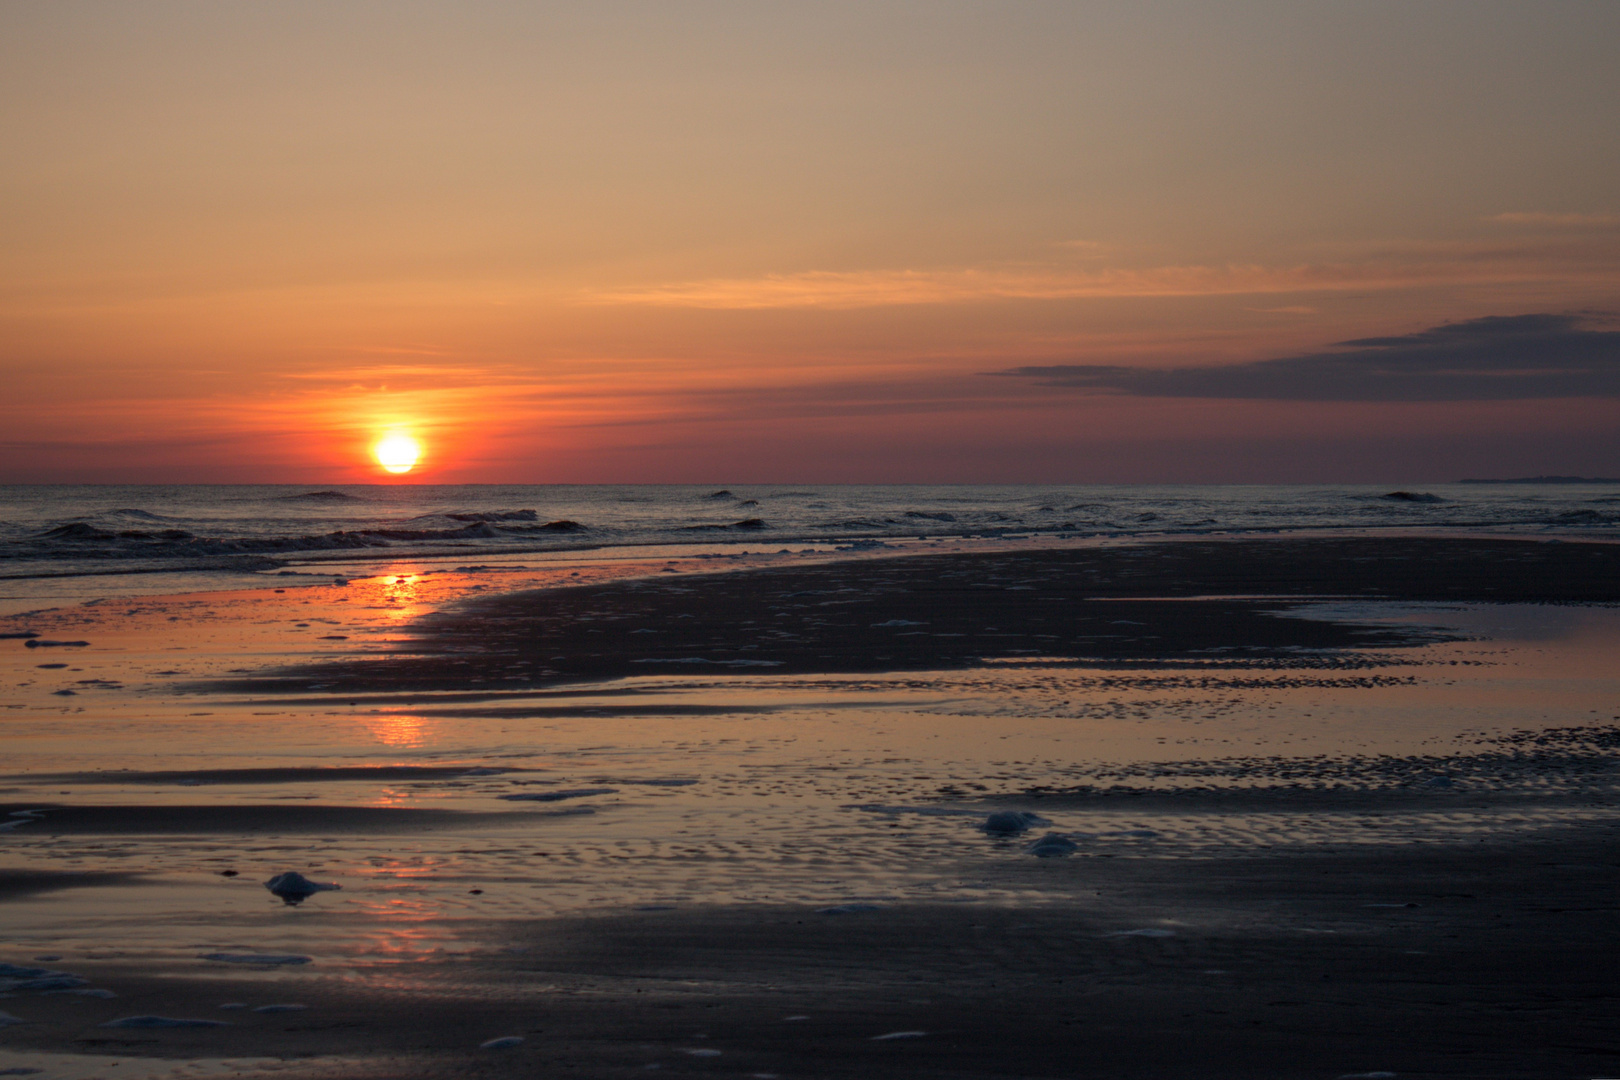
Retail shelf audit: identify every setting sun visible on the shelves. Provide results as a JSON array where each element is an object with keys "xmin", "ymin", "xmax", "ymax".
[{"xmin": 374, "ymin": 433, "xmax": 421, "ymax": 474}]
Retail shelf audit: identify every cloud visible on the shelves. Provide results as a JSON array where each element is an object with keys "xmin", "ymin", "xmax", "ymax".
[
  {"xmin": 585, "ymin": 245, "xmax": 1620, "ymax": 310},
  {"xmin": 278, "ymin": 364, "xmax": 505, "ymax": 382},
  {"xmin": 989, "ymin": 313, "xmax": 1620, "ymax": 402},
  {"xmin": 587, "ymin": 263, "xmax": 1450, "ymax": 310},
  {"xmin": 588, "ymin": 265, "xmax": 1300, "ymax": 309},
  {"xmin": 1489, "ymin": 211, "xmax": 1620, "ymax": 228}
]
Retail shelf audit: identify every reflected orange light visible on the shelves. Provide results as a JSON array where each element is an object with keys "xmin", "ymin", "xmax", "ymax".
[
  {"xmin": 381, "ymin": 572, "xmax": 423, "ymax": 621},
  {"xmin": 361, "ymin": 713, "xmax": 431, "ymax": 748}
]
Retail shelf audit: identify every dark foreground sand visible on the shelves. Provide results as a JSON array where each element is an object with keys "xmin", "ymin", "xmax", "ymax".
[
  {"xmin": 3, "ymin": 831, "xmax": 1618, "ymax": 1079},
  {"xmin": 3, "ymin": 536, "xmax": 1618, "ymax": 1078}
]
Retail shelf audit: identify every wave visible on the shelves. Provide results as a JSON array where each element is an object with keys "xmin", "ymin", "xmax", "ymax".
[
  {"xmin": 43, "ymin": 523, "xmax": 193, "ymax": 541},
  {"xmin": 6, "ymin": 484, "xmax": 1618, "ymax": 586},
  {"xmin": 108, "ymin": 508, "xmax": 183, "ymax": 522},
  {"xmin": 680, "ymin": 518, "xmax": 768, "ymax": 531},
  {"xmin": 273, "ymin": 490, "xmax": 363, "ymax": 502},
  {"xmin": 356, "ymin": 523, "xmax": 505, "ymax": 541},
  {"xmin": 446, "ymin": 509, "xmax": 538, "ymax": 522},
  {"xmin": 1345, "ymin": 491, "xmax": 1447, "ymax": 504},
  {"xmin": 25, "ymin": 519, "xmax": 590, "ymax": 559}
]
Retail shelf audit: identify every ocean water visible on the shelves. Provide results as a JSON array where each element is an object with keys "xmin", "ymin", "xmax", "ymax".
[{"xmin": 1, "ymin": 482, "xmax": 1616, "ymax": 609}]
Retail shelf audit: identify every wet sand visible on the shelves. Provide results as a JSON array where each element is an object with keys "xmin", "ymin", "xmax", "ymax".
[
  {"xmin": 1, "ymin": 536, "xmax": 1618, "ymax": 1078},
  {"xmin": 202, "ymin": 535, "xmax": 1620, "ymax": 693},
  {"xmin": 1, "ymin": 835, "xmax": 1618, "ymax": 1079}
]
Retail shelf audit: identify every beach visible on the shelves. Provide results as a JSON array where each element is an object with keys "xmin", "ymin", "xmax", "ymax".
[
  {"xmin": 2, "ymin": 535, "xmax": 1618, "ymax": 1078},
  {"xmin": 10, "ymin": 0, "xmax": 1620, "ymax": 1072}
]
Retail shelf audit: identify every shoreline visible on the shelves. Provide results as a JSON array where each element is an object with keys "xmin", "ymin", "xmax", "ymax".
[{"xmin": 3, "ymin": 524, "xmax": 1616, "ymax": 621}]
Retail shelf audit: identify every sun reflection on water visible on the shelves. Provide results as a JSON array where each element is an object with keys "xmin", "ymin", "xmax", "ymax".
[
  {"xmin": 360, "ymin": 713, "xmax": 433, "ymax": 748},
  {"xmin": 381, "ymin": 571, "xmax": 425, "ymax": 622}
]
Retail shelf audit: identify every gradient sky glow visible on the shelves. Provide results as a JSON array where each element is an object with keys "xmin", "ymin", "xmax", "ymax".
[{"xmin": 4, "ymin": 1, "xmax": 1618, "ymax": 483}]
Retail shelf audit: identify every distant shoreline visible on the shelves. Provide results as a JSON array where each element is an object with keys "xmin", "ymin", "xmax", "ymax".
[{"xmin": 1454, "ymin": 475, "xmax": 1620, "ymax": 484}]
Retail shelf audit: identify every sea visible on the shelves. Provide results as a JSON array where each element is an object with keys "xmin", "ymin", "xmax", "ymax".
[{"xmin": 1, "ymin": 481, "xmax": 1616, "ymax": 613}]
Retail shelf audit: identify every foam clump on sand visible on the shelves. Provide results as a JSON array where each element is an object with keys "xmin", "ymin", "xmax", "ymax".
[
  {"xmin": 1025, "ymin": 833, "xmax": 1081, "ymax": 857},
  {"xmin": 264, "ymin": 871, "xmax": 342, "ymax": 904},
  {"xmin": 101, "ymin": 1015, "xmax": 229, "ymax": 1028},
  {"xmin": 0, "ymin": 963, "xmax": 87, "ymax": 992},
  {"xmin": 983, "ymin": 810, "xmax": 1048, "ymax": 836},
  {"xmin": 0, "ymin": 810, "xmax": 48, "ymax": 832}
]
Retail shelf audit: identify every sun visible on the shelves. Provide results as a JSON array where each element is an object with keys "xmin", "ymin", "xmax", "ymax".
[{"xmin": 374, "ymin": 433, "xmax": 421, "ymax": 475}]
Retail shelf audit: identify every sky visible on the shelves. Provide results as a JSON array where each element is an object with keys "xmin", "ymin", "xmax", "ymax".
[{"xmin": 3, "ymin": 0, "xmax": 1618, "ymax": 484}]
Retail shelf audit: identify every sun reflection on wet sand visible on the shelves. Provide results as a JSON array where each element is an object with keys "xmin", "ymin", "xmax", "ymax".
[
  {"xmin": 347, "ymin": 908, "xmax": 457, "ymax": 971},
  {"xmin": 379, "ymin": 571, "xmax": 426, "ymax": 623},
  {"xmin": 359, "ymin": 713, "xmax": 433, "ymax": 748}
]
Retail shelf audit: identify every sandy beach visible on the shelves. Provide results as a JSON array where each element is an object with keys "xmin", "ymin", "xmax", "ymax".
[
  {"xmin": 2, "ymin": 535, "xmax": 1618, "ymax": 1079},
  {"xmin": 10, "ymin": 0, "xmax": 1620, "ymax": 1072}
]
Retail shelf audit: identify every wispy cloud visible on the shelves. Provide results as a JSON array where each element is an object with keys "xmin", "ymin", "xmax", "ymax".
[
  {"xmin": 587, "ymin": 247, "xmax": 1620, "ymax": 311},
  {"xmin": 1489, "ymin": 211, "xmax": 1620, "ymax": 228},
  {"xmin": 990, "ymin": 313, "xmax": 1620, "ymax": 402},
  {"xmin": 277, "ymin": 364, "xmax": 508, "ymax": 382}
]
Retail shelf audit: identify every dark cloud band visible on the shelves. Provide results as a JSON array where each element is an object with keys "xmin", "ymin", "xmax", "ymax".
[{"xmin": 990, "ymin": 313, "xmax": 1620, "ymax": 401}]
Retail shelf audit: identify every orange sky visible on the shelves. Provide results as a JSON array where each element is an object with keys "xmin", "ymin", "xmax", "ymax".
[{"xmin": 3, "ymin": 2, "xmax": 1618, "ymax": 483}]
